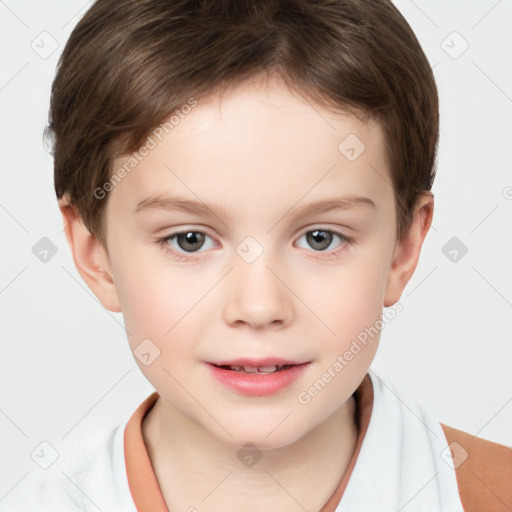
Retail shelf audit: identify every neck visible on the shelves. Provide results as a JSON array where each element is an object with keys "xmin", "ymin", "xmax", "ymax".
[{"xmin": 142, "ymin": 395, "xmax": 359, "ymax": 512}]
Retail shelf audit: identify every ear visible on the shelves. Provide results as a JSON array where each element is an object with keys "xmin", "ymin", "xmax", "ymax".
[
  {"xmin": 59, "ymin": 197, "xmax": 122, "ymax": 313},
  {"xmin": 384, "ymin": 192, "xmax": 434, "ymax": 307}
]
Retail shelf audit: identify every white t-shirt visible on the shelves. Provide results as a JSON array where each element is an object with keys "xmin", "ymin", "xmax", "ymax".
[{"xmin": 14, "ymin": 370, "xmax": 465, "ymax": 512}]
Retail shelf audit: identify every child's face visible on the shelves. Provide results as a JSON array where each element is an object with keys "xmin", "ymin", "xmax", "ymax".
[{"xmin": 98, "ymin": 77, "xmax": 405, "ymax": 448}]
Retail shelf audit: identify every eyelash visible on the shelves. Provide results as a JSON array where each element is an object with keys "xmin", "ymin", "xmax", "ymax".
[{"xmin": 157, "ymin": 228, "xmax": 355, "ymax": 262}]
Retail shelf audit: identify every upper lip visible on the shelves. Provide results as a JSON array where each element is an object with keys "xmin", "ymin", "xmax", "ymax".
[{"xmin": 207, "ymin": 358, "xmax": 310, "ymax": 367}]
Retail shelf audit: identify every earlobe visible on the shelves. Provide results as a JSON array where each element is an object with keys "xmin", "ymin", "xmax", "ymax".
[
  {"xmin": 383, "ymin": 192, "xmax": 434, "ymax": 307},
  {"xmin": 59, "ymin": 198, "xmax": 122, "ymax": 313}
]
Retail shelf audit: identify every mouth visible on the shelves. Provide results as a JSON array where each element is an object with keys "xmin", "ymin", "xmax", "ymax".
[
  {"xmin": 207, "ymin": 357, "xmax": 310, "ymax": 373},
  {"xmin": 210, "ymin": 363, "xmax": 296, "ymax": 374},
  {"xmin": 206, "ymin": 359, "xmax": 311, "ymax": 396}
]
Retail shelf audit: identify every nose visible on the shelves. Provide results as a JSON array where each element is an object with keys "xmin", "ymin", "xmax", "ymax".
[{"xmin": 222, "ymin": 246, "xmax": 294, "ymax": 330}]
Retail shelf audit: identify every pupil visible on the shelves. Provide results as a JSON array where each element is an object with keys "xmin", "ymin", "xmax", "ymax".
[
  {"xmin": 178, "ymin": 232, "xmax": 204, "ymax": 252},
  {"xmin": 308, "ymin": 230, "xmax": 331, "ymax": 251}
]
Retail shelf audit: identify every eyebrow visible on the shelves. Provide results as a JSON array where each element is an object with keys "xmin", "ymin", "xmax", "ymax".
[{"xmin": 134, "ymin": 193, "xmax": 377, "ymax": 221}]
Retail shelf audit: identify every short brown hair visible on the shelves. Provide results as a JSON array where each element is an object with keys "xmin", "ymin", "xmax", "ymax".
[{"xmin": 46, "ymin": 0, "xmax": 439, "ymax": 248}]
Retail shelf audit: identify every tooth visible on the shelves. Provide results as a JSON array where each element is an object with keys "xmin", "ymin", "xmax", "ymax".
[
  {"xmin": 225, "ymin": 365, "xmax": 283, "ymax": 373},
  {"xmin": 257, "ymin": 366, "xmax": 279, "ymax": 373}
]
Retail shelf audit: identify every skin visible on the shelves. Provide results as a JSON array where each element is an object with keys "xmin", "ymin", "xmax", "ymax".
[{"xmin": 59, "ymin": 75, "xmax": 433, "ymax": 511}]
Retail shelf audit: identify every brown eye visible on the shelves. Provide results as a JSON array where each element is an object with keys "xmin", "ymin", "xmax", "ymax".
[
  {"xmin": 306, "ymin": 230, "xmax": 333, "ymax": 251},
  {"xmin": 296, "ymin": 229, "xmax": 350, "ymax": 253},
  {"xmin": 160, "ymin": 230, "xmax": 215, "ymax": 260},
  {"xmin": 174, "ymin": 231, "xmax": 206, "ymax": 252}
]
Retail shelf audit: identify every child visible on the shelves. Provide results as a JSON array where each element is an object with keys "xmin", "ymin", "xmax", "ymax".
[{"xmin": 27, "ymin": 0, "xmax": 512, "ymax": 510}]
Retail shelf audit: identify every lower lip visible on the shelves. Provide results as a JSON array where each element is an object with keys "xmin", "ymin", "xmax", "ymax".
[{"xmin": 206, "ymin": 363, "xmax": 310, "ymax": 396}]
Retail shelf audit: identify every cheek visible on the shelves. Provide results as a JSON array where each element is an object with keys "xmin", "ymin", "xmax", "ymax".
[
  {"xmin": 110, "ymin": 252, "xmax": 179, "ymax": 349},
  {"xmin": 112, "ymin": 257, "xmax": 213, "ymax": 379},
  {"xmin": 112, "ymin": 227, "xmax": 392, "ymax": 351},
  {"xmin": 300, "ymin": 245, "xmax": 391, "ymax": 366},
  {"xmin": 309, "ymin": 256, "xmax": 389, "ymax": 330}
]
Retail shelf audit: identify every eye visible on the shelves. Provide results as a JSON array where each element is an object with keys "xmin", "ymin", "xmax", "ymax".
[
  {"xmin": 159, "ymin": 230, "xmax": 215, "ymax": 261},
  {"xmin": 158, "ymin": 228, "xmax": 354, "ymax": 262},
  {"xmin": 295, "ymin": 229, "xmax": 353, "ymax": 255}
]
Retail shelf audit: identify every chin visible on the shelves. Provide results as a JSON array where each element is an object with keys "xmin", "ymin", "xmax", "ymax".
[{"xmin": 213, "ymin": 422, "xmax": 308, "ymax": 451}]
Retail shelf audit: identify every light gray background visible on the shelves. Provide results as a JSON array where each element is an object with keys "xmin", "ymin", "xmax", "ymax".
[{"xmin": 1, "ymin": 0, "xmax": 511, "ymax": 506}]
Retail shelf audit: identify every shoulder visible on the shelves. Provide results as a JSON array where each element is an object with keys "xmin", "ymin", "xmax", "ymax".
[
  {"xmin": 16, "ymin": 421, "xmax": 131, "ymax": 512},
  {"xmin": 440, "ymin": 423, "xmax": 512, "ymax": 512}
]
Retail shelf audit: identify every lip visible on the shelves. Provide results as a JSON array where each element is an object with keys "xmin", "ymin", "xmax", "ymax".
[
  {"xmin": 206, "ymin": 361, "xmax": 311, "ymax": 396},
  {"xmin": 207, "ymin": 357, "xmax": 309, "ymax": 367}
]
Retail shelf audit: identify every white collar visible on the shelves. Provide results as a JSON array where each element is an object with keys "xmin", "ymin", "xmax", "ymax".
[{"xmin": 337, "ymin": 369, "xmax": 464, "ymax": 511}]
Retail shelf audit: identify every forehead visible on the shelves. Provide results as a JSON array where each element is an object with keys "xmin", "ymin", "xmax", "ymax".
[{"xmin": 107, "ymin": 76, "xmax": 392, "ymax": 220}]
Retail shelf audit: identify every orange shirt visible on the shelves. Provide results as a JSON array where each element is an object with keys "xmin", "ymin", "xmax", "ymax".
[{"xmin": 125, "ymin": 374, "xmax": 512, "ymax": 512}]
